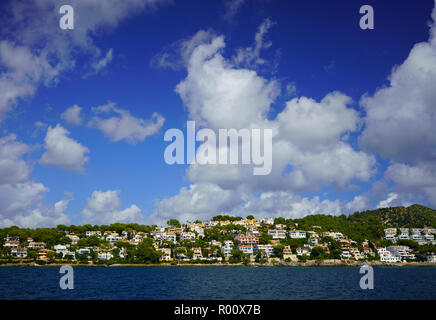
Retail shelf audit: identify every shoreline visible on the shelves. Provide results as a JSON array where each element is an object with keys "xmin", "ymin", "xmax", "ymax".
[{"xmin": 1, "ymin": 261, "xmax": 435, "ymax": 267}]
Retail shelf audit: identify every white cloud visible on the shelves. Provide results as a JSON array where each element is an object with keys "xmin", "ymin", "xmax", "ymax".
[
  {"xmin": 40, "ymin": 124, "xmax": 90, "ymax": 172},
  {"xmin": 276, "ymin": 92, "xmax": 359, "ymax": 152},
  {"xmin": 82, "ymin": 189, "xmax": 144, "ymax": 225},
  {"xmin": 0, "ymin": 134, "xmax": 31, "ymax": 185},
  {"xmin": 0, "ymin": 41, "xmax": 60, "ymax": 120},
  {"xmin": 61, "ymin": 104, "xmax": 83, "ymax": 125},
  {"xmin": 285, "ymin": 82, "xmax": 297, "ymax": 97},
  {"xmin": 359, "ymin": 1, "xmax": 436, "ymax": 163},
  {"xmin": 90, "ymin": 102, "xmax": 165, "ymax": 144},
  {"xmin": 84, "ymin": 48, "xmax": 114, "ymax": 78},
  {"xmin": 385, "ymin": 162, "xmax": 436, "ymax": 207},
  {"xmin": 232, "ymin": 17, "xmax": 276, "ymax": 69},
  {"xmin": 0, "ymin": 182, "xmax": 71, "ymax": 228},
  {"xmin": 175, "ymin": 32, "xmax": 280, "ymax": 129},
  {"xmin": 376, "ymin": 192, "xmax": 399, "ymax": 209},
  {"xmin": 223, "ymin": 0, "xmax": 246, "ymax": 21},
  {"xmin": 0, "ymin": 133, "xmax": 71, "ymax": 227},
  {"xmin": 0, "ymin": 0, "xmax": 170, "ymax": 121},
  {"xmin": 175, "ymin": 30, "xmax": 375, "ymax": 193},
  {"xmin": 241, "ymin": 191, "xmax": 343, "ymax": 219},
  {"xmin": 149, "ymin": 183, "xmax": 248, "ymax": 225},
  {"xmin": 344, "ymin": 195, "xmax": 369, "ymax": 213},
  {"xmin": 150, "ymin": 24, "xmax": 380, "ymax": 222},
  {"xmin": 150, "ymin": 183, "xmax": 378, "ymax": 223}
]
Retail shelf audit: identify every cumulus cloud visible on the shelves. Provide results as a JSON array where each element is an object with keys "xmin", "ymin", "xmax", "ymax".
[
  {"xmin": 385, "ymin": 162, "xmax": 436, "ymax": 207},
  {"xmin": 90, "ymin": 102, "xmax": 165, "ymax": 144},
  {"xmin": 0, "ymin": 0, "xmax": 170, "ymax": 121},
  {"xmin": 151, "ymin": 22, "xmax": 379, "ymax": 223},
  {"xmin": 0, "ymin": 182, "xmax": 71, "ymax": 228},
  {"xmin": 360, "ymin": 2, "xmax": 436, "ymax": 208},
  {"xmin": 150, "ymin": 183, "xmax": 378, "ymax": 224},
  {"xmin": 40, "ymin": 124, "xmax": 90, "ymax": 172},
  {"xmin": 175, "ymin": 29, "xmax": 375, "ymax": 192},
  {"xmin": 0, "ymin": 134, "xmax": 32, "ymax": 185},
  {"xmin": 175, "ymin": 32, "xmax": 280, "ymax": 129},
  {"xmin": 0, "ymin": 41, "xmax": 60, "ymax": 120},
  {"xmin": 276, "ymin": 92, "xmax": 359, "ymax": 152},
  {"xmin": 149, "ymin": 183, "xmax": 248, "ymax": 225},
  {"xmin": 0, "ymin": 133, "xmax": 71, "ymax": 227},
  {"xmin": 61, "ymin": 104, "xmax": 83, "ymax": 125},
  {"xmin": 82, "ymin": 189, "xmax": 144, "ymax": 224},
  {"xmin": 359, "ymin": 1, "xmax": 436, "ymax": 163},
  {"xmin": 375, "ymin": 192, "xmax": 411, "ymax": 209},
  {"xmin": 241, "ymin": 191, "xmax": 343, "ymax": 219}
]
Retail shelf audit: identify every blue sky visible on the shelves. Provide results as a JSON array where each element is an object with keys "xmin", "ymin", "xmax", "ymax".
[{"xmin": 0, "ymin": 0, "xmax": 435, "ymax": 227}]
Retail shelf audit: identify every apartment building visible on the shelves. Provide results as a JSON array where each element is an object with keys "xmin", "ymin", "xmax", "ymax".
[
  {"xmin": 268, "ymin": 229, "xmax": 287, "ymax": 239},
  {"xmin": 289, "ymin": 230, "xmax": 306, "ymax": 239}
]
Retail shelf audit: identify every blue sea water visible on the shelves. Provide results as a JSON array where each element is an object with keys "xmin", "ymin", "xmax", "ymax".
[{"xmin": 0, "ymin": 266, "xmax": 435, "ymax": 300}]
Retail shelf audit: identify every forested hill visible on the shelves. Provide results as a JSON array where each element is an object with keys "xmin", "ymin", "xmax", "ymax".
[
  {"xmin": 347, "ymin": 204, "xmax": 436, "ymax": 228},
  {"xmin": 292, "ymin": 204, "xmax": 436, "ymax": 242}
]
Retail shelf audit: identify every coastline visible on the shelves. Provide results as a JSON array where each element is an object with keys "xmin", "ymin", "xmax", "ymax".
[{"xmin": 1, "ymin": 261, "xmax": 435, "ymax": 267}]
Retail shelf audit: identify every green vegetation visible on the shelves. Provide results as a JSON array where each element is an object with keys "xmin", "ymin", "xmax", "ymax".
[{"xmin": 0, "ymin": 204, "xmax": 435, "ymax": 265}]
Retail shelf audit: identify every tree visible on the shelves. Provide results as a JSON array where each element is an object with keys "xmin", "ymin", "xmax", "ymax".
[
  {"xmin": 246, "ymin": 215, "xmax": 255, "ymax": 220},
  {"xmin": 273, "ymin": 245, "xmax": 284, "ymax": 259},
  {"xmin": 274, "ymin": 217, "xmax": 286, "ymax": 225},
  {"xmin": 229, "ymin": 249, "xmax": 243, "ymax": 263},
  {"xmin": 167, "ymin": 219, "xmax": 181, "ymax": 228},
  {"xmin": 259, "ymin": 233, "xmax": 271, "ymax": 245},
  {"xmin": 310, "ymin": 246, "xmax": 325, "ymax": 260},
  {"xmin": 136, "ymin": 240, "xmax": 160, "ymax": 264}
]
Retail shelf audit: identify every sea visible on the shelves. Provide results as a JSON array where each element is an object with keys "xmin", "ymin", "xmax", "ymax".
[{"xmin": 0, "ymin": 266, "xmax": 435, "ymax": 300}]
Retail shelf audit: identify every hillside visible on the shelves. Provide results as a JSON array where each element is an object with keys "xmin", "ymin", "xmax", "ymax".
[{"xmin": 291, "ymin": 204, "xmax": 436, "ymax": 242}]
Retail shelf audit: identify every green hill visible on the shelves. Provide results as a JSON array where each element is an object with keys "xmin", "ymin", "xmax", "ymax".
[{"xmin": 292, "ymin": 204, "xmax": 436, "ymax": 243}]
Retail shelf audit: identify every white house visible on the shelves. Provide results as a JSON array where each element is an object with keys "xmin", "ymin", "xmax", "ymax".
[
  {"xmin": 268, "ymin": 229, "xmax": 287, "ymax": 239},
  {"xmin": 180, "ymin": 232, "xmax": 196, "ymax": 241},
  {"xmin": 106, "ymin": 235, "xmax": 122, "ymax": 243},
  {"xmin": 380, "ymin": 254, "xmax": 401, "ymax": 263},
  {"xmin": 4, "ymin": 240, "xmax": 20, "ymax": 248},
  {"xmin": 426, "ymin": 254, "xmax": 436, "ymax": 263},
  {"xmin": 85, "ymin": 231, "xmax": 102, "ymax": 237},
  {"xmin": 54, "ymin": 245, "xmax": 68, "ymax": 255},
  {"xmin": 221, "ymin": 245, "xmax": 233, "ymax": 257},
  {"xmin": 333, "ymin": 232, "xmax": 344, "ymax": 239},
  {"xmin": 223, "ymin": 240, "xmax": 234, "ymax": 247},
  {"xmin": 387, "ymin": 246, "xmax": 415, "ymax": 260},
  {"xmin": 163, "ymin": 233, "xmax": 177, "ymax": 243},
  {"xmin": 11, "ymin": 247, "xmax": 27, "ymax": 258},
  {"xmin": 237, "ymin": 245, "xmax": 254, "ymax": 255},
  {"xmin": 255, "ymin": 244, "xmax": 273, "ymax": 257},
  {"xmin": 398, "ymin": 233, "xmax": 410, "ymax": 240},
  {"xmin": 77, "ymin": 248, "xmax": 91, "ymax": 255},
  {"xmin": 27, "ymin": 242, "xmax": 46, "ymax": 249},
  {"xmin": 384, "ymin": 235, "xmax": 396, "ymax": 241},
  {"xmin": 308, "ymin": 237, "xmax": 318, "ymax": 245},
  {"xmin": 289, "ymin": 231, "xmax": 306, "ymax": 239},
  {"xmin": 341, "ymin": 251, "xmax": 352, "ymax": 259},
  {"xmin": 411, "ymin": 234, "xmax": 423, "ymax": 241},
  {"xmin": 67, "ymin": 234, "xmax": 80, "ymax": 245},
  {"xmin": 159, "ymin": 248, "xmax": 172, "ymax": 261},
  {"xmin": 424, "ymin": 234, "xmax": 434, "ymax": 241},
  {"xmin": 296, "ymin": 247, "xmax": 310, "ymax": 256},
  {"xmin": 98, "ymin": 252, "xmax": 113, "ymax": 260}
]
